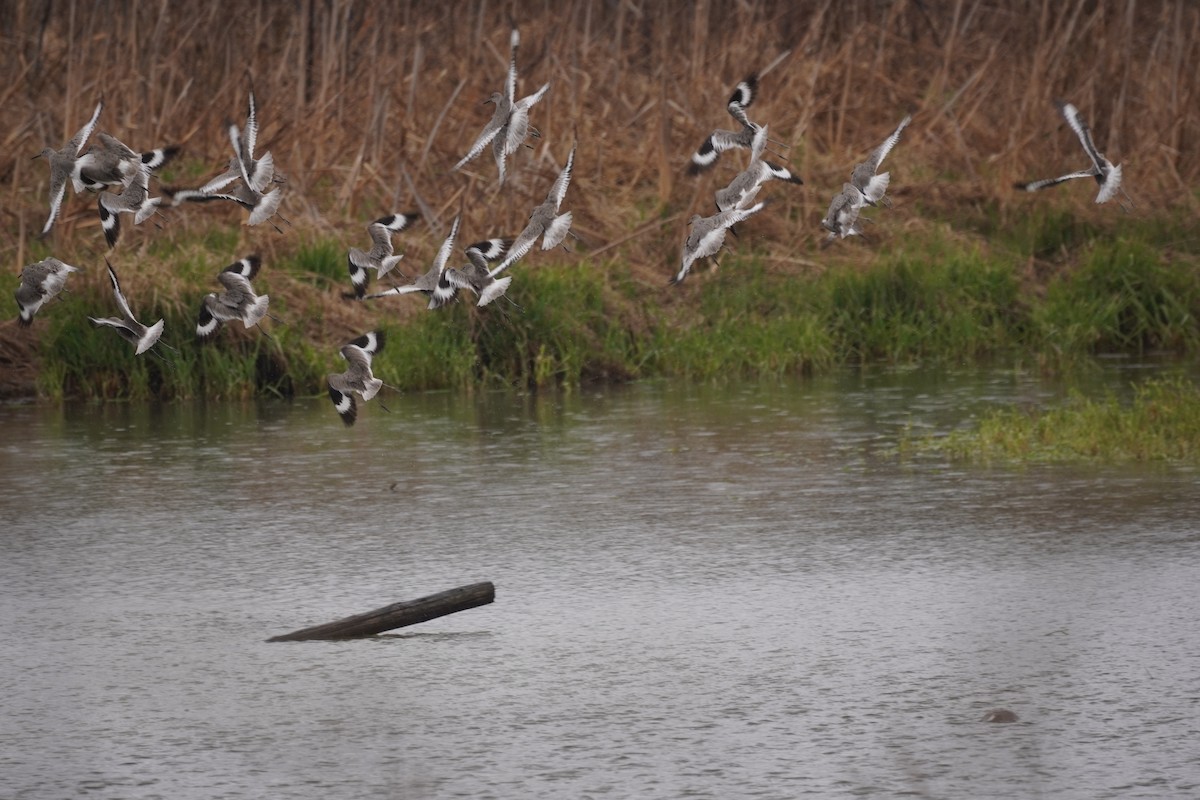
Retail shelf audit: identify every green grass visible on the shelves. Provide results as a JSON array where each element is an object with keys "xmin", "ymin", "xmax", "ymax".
[
  {"xmin": 1033, "ymin": 237, "xmax": 1200, "ymax": 356},
  {"xmin": 23, "ymin": 210, "xmax": 1200, "ymax": 399},
  {"xmin": 35, "ymin": 280, "xmax": 320, "ymax": 401},
  {"xmin": 905, "ymin": 375, "xmax": 1200, "ymax": 463},
  {"xmin": 289, "ymin": 238, "xmax": 346, "ymax": 289}
]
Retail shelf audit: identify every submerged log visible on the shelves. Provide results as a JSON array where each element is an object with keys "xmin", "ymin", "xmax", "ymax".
[{"xmin": 267, "ymin": 581, "xmax": 495, "ymax": 642}]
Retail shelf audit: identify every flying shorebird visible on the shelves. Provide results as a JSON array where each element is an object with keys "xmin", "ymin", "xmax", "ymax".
[
  {"xmin": 442, "ymin": 239, "xmax": 512, "ymax": 308},
  {"xmin": 88, "ymin": 260, "xmax": 167, "ymax": 356},
  {"xmin": 487, "ymin": 141, "xmax": 577, "ymax": 282},
  {"xmin": 73, "ymin": 132, "xmax": 178, "ymax": 193},
  {"xmin": 687, "ymin": 73, "xmax": 761, "ymax": 175},
  {"xmin": 97, "ymin": 165, "xmax": 162, "ymax": 248},
  {"xmin": 848, "ymin": 114, "xmax": 912, "ymax": 208},
  {"xmin": 714, "ymin": 124, "xmax": 803, "ymax": 213},
  {"xmin": 1015, "ymin": 100, "xmax": 1131, "ymax": 209},
  {"xmin": 35, "ymin": 99, "xmax": 104, "ymax": 235},
  {"xmin": 171, "ymin": 120, "xmax": 285, "ymax": 229},
  {"xmin": 347, "ymin": 213, "xmax": 420, "ymax": 298},
  {"xmin": 196, "ymin": 82, "xmax": 277, "ymax": 196},
  {"xmin": 453, "ymin": 26, "xmax": 551, "ymax": 185},
  {"xmin": 670, "ymin": 200, "xmax": 766, "ymax": 286},
  {"xmin": 15, "ymin": 257, "xmax": 80, "ymax": 327},
  {"xmin": 363, "ymin": 214, "xmax": 462, "ymax": 310},
  {"xmin": 196, "ymin": 255, "xmax": 272, "ymax": 342},
  {"xmin": 327, "ymin": 330, "xmax": 387, "ymax": 426},
  {"xmin": 821, "ymin": 183, "xmax": 872, "ymax": 245}
]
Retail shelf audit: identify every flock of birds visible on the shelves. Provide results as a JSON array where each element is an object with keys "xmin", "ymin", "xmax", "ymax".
[
  {"xmin": 674, "ymin": 74, "xmax": 1132, "ymax": 282},
  {"xmin": 15, "ymin": 27, "xmax": 1131, "ymax": 424}
]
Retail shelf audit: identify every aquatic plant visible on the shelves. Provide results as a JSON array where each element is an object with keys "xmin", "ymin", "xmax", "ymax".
[{"xmin": 907, "ymin": 375, "xmax": 1200, "ymax": 463}]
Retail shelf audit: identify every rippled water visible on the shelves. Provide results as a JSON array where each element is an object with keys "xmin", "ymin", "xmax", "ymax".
[{"xmin": 2, "ymin": 368, "xmax": 1198, "ymax": 798}]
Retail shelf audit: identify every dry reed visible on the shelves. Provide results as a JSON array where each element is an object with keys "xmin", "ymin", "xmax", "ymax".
[{"xmin": 2, "ymin": 0, "xmax": 1198, "ymax": 389}]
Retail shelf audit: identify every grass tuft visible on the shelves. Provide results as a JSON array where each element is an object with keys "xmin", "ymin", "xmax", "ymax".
[{"xmin": 906, "ymin": 375, "xmax": 1200, "ymax": 463}]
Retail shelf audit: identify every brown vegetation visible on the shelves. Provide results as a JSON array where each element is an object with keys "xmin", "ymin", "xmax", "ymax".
[{"xmin": 2, "ymin": 1, "xmax": 1199, "ymax": 393}]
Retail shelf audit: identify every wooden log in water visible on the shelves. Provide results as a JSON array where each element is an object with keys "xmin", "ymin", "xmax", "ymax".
[{"xmin": 267, "ymin": 581, "xmax": 495, "ymax": 642}]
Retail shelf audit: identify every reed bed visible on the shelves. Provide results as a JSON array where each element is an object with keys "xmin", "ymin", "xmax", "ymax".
[{"xmin": 3, "ymin": 0, "xmax": 1200, "ymax": 398}]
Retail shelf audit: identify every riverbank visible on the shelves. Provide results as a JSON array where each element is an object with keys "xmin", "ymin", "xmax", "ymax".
[{"xmin": 7, "ymin": 204, "xmax": 1198, "ymax": 402}]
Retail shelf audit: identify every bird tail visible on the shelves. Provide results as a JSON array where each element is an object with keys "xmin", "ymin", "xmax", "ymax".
[
  {"xmin": 541, "ymin": 212, "xmax": 573, "ymax": 250},
  {"xmin": 478, "ymin": 276, "xmax": 513, "ymax": 307},
  {"xmin": 360, "ymin": 376, "xmax": 384, "ymax": 401},
  {"xmin": 863, "ymin": 172, "xmax": 890, "ymax": 205},
  {"xmin": 245, "ymin": 295, "xmax": 270, "ymax": 328},
  {"xmin": 136, "ymin": 319, "xmax": 166, "ymax": 355}
]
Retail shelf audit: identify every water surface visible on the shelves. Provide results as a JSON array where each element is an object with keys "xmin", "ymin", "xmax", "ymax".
[{"xmin": 2, "ymin": 368, "xmax": 1198, "ymax": 798}]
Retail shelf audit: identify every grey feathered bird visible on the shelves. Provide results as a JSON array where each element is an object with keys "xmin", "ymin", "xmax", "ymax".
[
  {"xmin": 74, "ymin": 132, "xmax": 178, "ymax": 193},
  {"xmin": 15, "ymin": 257, "xmax": 80, "ymax": 327},
  {"xmin": 363, "ymin": 214, "xmax": 462, "ymax": 310},
  {"xmin": 327, "ymin": 330, "xmax": 387, "ymax": 426},
  {"xmin": 453, "ymin": 26, "xmax": 550, "ymax": 185},
  {"xmin": 442, "ymin": 239, "xmax": 512, "ymax": 308},
  {"xmin": 1015, "ymin": 100, "xmax": 1129, "ymax": 208},
  {"xmin": 848, "ymin": 114, "xmax": 911, "ymax": 208},
  {"xmin": 489, "ymin": 142, "xmax": 577, "ymax": 284},
  {"xmin": 196, "ymin": 255, "xmax": 271, "ymax": 341},
  {"xmin": 35, "ymin": 99, "xmax": 104, "ymax": 235},
  {"xmin": 670, "ymin": 200, "xmax": 766, "ymax": 285},
  {"xmin": 714, "ymin": 124, "xmax": 803, "ymax": 213},
  {"xmin": 688, "ymin": 74, "xmax": 760, "ymax": 175},
  {"xmin": 88, "ymin": 260, "xmax": 166, "ymax": 356},
  {"xmin": 347, "ymin": 213, "xmax": 420, "ymax": 298}
]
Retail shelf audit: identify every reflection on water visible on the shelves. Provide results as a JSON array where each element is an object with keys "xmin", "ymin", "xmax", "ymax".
[{"xmin": 1, "ymin": 367, "xmax": 1198, "ymax": 799}]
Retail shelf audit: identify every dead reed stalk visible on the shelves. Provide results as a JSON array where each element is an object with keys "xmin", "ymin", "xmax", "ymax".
[{"xmin": 2, "ymin": 0, "xmax": 1198, "ymax": 281}]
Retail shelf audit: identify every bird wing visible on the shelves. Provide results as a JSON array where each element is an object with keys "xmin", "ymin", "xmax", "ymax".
[
  {"xmin": 688, "ymin": 126, "xmax": 752, "ymax": 174},
  {"xmin": 42, "ymin": 176, "xmax": 68, "ymax": 235},
  {"xmin": 1014, "ymin": 171, "xmax": 1096, "ymax": 192},
  {"xmin": 367, "ymin": 213, "xmax": 417, "ymax": 257},
  {"xmin": 364, "ymin": 284, "xmax": 426, "ymax": 299},
  {"xmin": 196, "ymin": 165, "xmax": 242, "ymax": 196},
  {"xmin": 228, "ymin": 123, "xmax": 253, "ymax": 188},
  {"xmin": 465, "ymin": 238, "xmax": 509, "ymax": 270},
  {"xmin": 346, "ymin": 330, "xmax": 385, "ymax": 357},
  {"xmin": 68, "ymin": 100, "xmax": 104, "ymax": 156},
  {"xmin": 340, "ymin": 343, "xmax": 375, "ymax": 371},
  {"xmin": 454, "ymin": 103, "xmax": 508, "ymax": 170},
  {"xmin": 196, "ymin": 299, "xmax": 224, "ymax": 340},
  {"xmin": 246, "ymin": 150, "xmax": 275, "ymax": 194},
  {"xmin": 431, "ymin": 215, "xmax": 461, "ymax": 277},
  {"xmin": 98, "ymin": 194, "xmax": 122, "ymax": 248},
  {"xmin": 216, "ymin": 270, "xmax": 255, "ymax": 298},
  {"xmin": 104, "ymin": 261, "xmax": 136, "ymax": 323},
  {"xmin": 546, "ymin": 143, "xmax": 577, "ymax": 210},
  {"xmin": 727, "ymin": 73, "xmax": 758, "ymax": 116},
  {"xmin": 243, "ymin": 87, "xmax": 259, "ymax": 162},
  {"xmin": 95, "ymin": 132, "xmax": 137, "ymax": 161},
  {"xmin": 863, "ymin": 114, "xmax": 912, "ymax": 174},
  {"xmin": 327, "ymin": 381, "xmax": 358, "ymax": 426},
  {"xmin": 224, "ymin": 255, "xmax": 262, "ymax": 280},
  {"xmin": 1056, "ymin": 101, "xmax": 1105, "ymax": 174},
  {"xmin": 491, "ymin": 218, "xmax": 540, "ymax": 277},
  {"xmin": 505, "ymin": 27, "xmax": 520, "ymax": 103},
  {"xmin": 172, "ymin": 189, "xmax": 254, "ymax": 210}
]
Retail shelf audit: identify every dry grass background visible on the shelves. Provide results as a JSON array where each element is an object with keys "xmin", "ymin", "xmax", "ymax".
[{"xmin": 2, "ymin": 0, "xmax": 1198, "ymax": 380}]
